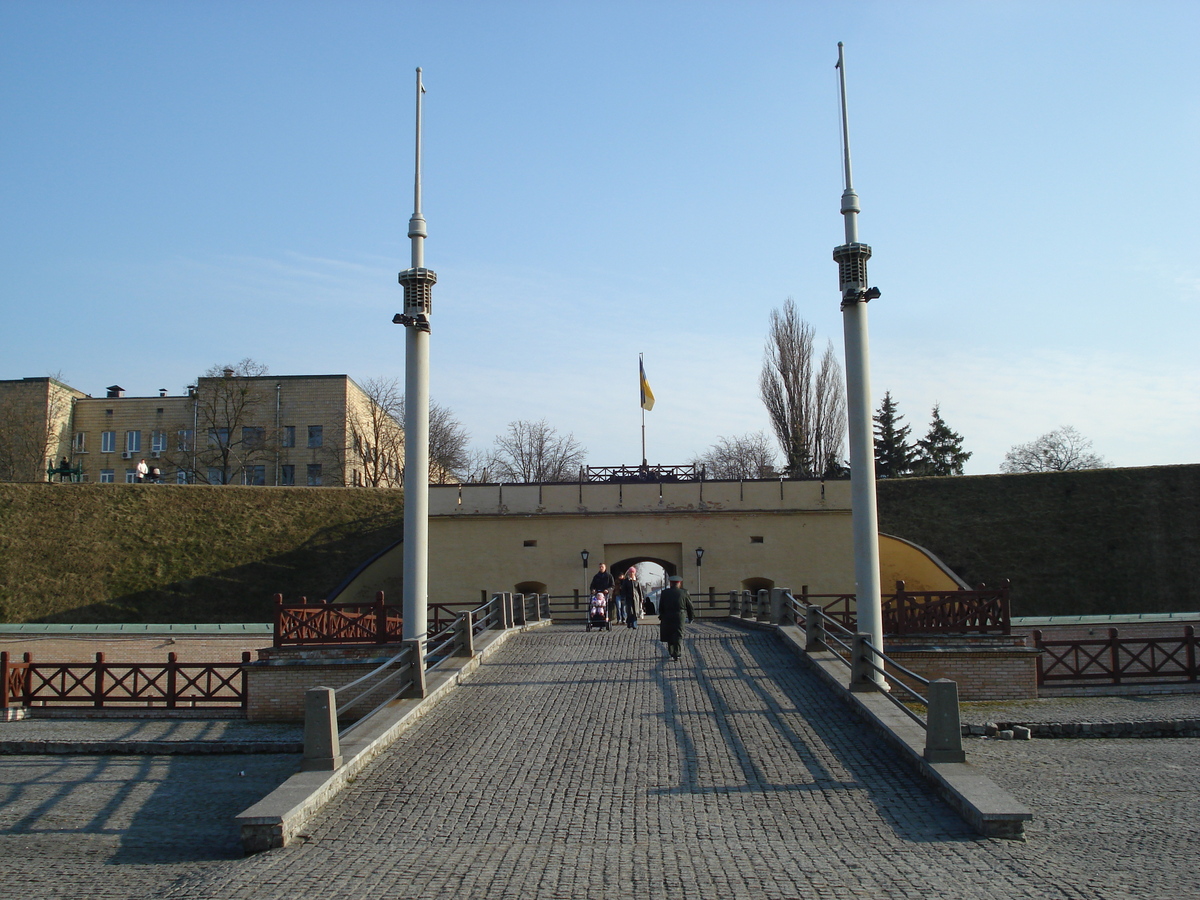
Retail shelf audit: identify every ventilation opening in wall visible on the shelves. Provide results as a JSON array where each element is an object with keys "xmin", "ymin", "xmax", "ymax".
[
  {"xmin": 750, "ymin": 536, "xmax": 764, "ymax": 544},
  {"xmin": 523, "ymin": 540, "xmax": 537, "ymax": 547}
]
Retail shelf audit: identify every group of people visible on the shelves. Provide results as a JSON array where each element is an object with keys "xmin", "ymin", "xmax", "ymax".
[
  {"xmin": 134, "ymin": 459, "xmax": 162, "ymax": 483},
  {"xmin": 589, "ymin": 562, "xmax": 696, "ymax": 660}
]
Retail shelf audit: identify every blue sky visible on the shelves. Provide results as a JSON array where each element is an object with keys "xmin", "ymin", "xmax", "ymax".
[{"xmin": 3, "ymin": 1, "xmax": 1198, "ymax": 475}]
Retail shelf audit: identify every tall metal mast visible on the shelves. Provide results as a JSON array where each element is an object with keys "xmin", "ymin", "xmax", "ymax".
[
  {"xmin": 833, "ymin": 43, "xmax": 886, "ymax": 686},
  {"xmin": 395, "ymin": 67, "xmax": 436, "ymax": 642}
]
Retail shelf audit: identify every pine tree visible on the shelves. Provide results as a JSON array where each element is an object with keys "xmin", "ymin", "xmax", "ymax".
[
  {"xmin": 913, "ymin": 404, "xmax": 971, "ymax": 476},
  {"xmin": 873, "ymin": 392, "xmax": 917, "ymax": 478}
]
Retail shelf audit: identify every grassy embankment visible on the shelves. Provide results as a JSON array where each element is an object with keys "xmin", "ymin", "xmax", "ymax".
[
  {"xmin": 0, "ymin": 483, "xmax": 403, "ymax": 623},
  {"xmin": 877, "ymin": 464, "xmax": 1200, "ymax": 617}
]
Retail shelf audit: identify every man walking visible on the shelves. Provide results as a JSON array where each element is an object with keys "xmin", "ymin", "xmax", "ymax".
[{"xmin": 658, "ymin": 575, "xmax": 695, "ymax": 660}]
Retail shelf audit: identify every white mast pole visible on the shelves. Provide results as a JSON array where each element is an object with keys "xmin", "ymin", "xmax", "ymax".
[
  {"xmin": 833, "ymin": 43, "xmax": 886, "ymax": 687},
  {"xmin": 399, "ymin": 67, "xmax": 435, "ymax": 643}
]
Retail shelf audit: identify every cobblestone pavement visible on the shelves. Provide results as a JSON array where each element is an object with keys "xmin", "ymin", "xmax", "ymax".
[
  {"xmin": 961, "ymin": 692, "xmax": 1200, "ymax": 726},
  {"xmin": 2, "ymin": 622, "xmax": 1198, "ymax": 899}
]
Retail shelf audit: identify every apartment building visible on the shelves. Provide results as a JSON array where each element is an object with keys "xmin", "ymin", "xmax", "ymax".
[{"xmin": 0, "ymin": 373, "xmax": 404, "ymax": 487}]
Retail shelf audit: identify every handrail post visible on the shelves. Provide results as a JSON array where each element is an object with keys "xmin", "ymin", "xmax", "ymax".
[
  {"xmin": 455, "ymin": 613, "xmax": 474, "ymax": 657},
  {"xmin": 1031, "ymin": 628, "xmax": 1046, "ymax": 686},
  {"xmin": 756, "ymin": 589, "xmax": 769, "ymax": 621},
  {"xmin": 272, "ymin": 593, "xmax": 284, "ymax": 648},
  {"xmin": 728, "ymin": 590, "xmax": 738, "ymax": 616},
  {"xmin": 806, "ymin": 606, "xmax": 826, "ymax": 651},
  {"xmin": 22, "ymin": 653, "xmax": 32, "ymax": 706},
  {"xmin": 240, "ymin": 651, "xmax": 251, "ymax": 708},
  {"xmin": 514, "ymin": 593, "xmax": 527, "ymax": 627},
  {"xmin": 1187, "ymin": 625, "xmax": 1197, "ymax": 682},
  {"xmin": 1109, "ymin": 627, "xmax": 1121, "ymax": 684},
  {"xmin": 770, "ymin": 588, "xmax": 787, "ymax": 626},
  {"xmin": 166, "ymin": 652, "xmax": 178, "ymax": 709},
  {"xmin": 924, "ymin": 678, "xmax": 966, "ymax": 763},
  {"xmin": 850, "ymin": 633, "xmax": 875, "ymax": 692},
  {"xmin": 94, "ymin": 652, "xmax": 105, "ymax": 708},
  {"xmin": 301, "ymin": 686, "xmax": 343, "ymax": 771},
  {"xmin": 1, "ymin": 651, "xmax": 9, "ymax": 710},
  {"xmin": 502, "ymin": 593, "xmax": 513, "ymax": 630},
  {"xmin": 376, "ymin": 591, "xmax": 388, "ymax": 644},
  {"xmin": 404, "ymin": 639, "xmax": 427, "ymax": 698}
]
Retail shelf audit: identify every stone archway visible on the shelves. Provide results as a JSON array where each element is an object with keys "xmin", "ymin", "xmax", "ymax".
[{"xmin": 741, "ymin": 576, "xmax": 774, "ymax": 594}]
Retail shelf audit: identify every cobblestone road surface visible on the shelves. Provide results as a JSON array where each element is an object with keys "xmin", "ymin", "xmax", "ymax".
[{"xmin": 1, "ymin": 621, "xmax": 1197, "ymax": 899}]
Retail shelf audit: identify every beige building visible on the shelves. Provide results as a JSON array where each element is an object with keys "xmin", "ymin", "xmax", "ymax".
[
  {"xmin": 1, "ymin": 373, "xmax": 403, "ymax": 488},
  {"xmin": 335, "ymin": 480, "xmax": 963, "ymax": 611},
  {"xmin": 0, "ymin": 377, "xmax": 85, "ymax": 482}
]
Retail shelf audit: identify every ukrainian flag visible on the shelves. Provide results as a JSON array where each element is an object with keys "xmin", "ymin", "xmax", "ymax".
[{"xmin": 639, "ymin": 356, "xmax": 655, "ymax": 411}]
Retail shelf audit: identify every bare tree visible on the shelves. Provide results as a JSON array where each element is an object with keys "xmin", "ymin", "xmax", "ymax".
[
  {"xmin": 166, "ymin": 359, "xmax": 277, "ymax": 485},
  {"xmin": 0, "ymin": 376, "xmax": 75, "ymax": 482},
  {"xmin": 692, "ymin": 432, "xmax": 778, "ymax": 480},
  {"xmin": 393, "ymin": 397, "xmax": 472, "ymax": 484},
  {"xmin": 491, "ymin": 419, "xmax": 586, "ymax": 483},
  {"xmin": 349, "ymin": 377, "xmax": 405, "ymax": 487},
  {"xmin": 759, "ymin": 300, "xmax": 847, "ymax": 477},
  {"xmin": 1000, "ymin": 426, "xmax": 1107, "ymax": 473}
]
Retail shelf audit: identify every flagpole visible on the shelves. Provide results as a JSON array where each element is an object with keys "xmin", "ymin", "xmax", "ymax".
[{"xmin": 640, "ymin": 353, "xmax": 647, "ymax": 466}]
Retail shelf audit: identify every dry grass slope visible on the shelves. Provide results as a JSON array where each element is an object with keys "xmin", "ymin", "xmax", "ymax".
[{"xmin": 0, "ymin": 484, "xmax": 404, "ymax": 623}]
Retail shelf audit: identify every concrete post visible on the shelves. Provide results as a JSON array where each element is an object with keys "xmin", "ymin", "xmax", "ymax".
[
  {"xmin": 728, "ymin": 591, "xmax": 738, "ymax": 616},
  {"xmin": 301, "ymin": 686, "xmax": 342, "ymax": 771},
  {"xmin": 403, "ymin": 638, "xmax": 427, "ymax": 699},
  {"xmin": 501, "ymin": 593, "xmax": 513, "ymax": 630},
  {"xmin": 770, "ymin": 588, "xmax": 788, "ymax": 626},
  {"xmin": 756, "ymin": 589, "xmax": 769, "ymax": 621},
  {"xmin": 850, "ymin": 632, "xmax": 876, "ymax": 692},
  {"xmin": 455, "ymin": 613, "xmax": 474, "ymax": 657},
  {"xmin": 924, "ymin": 678, "xmax": 967, "ymax": 763},
  {"xmin": 514, "ymin": 593, "xmax": 527, "ymax": 627},
  {"xmin": 805, "ymin": 605, "xmax": 826, "ymax": 651}
]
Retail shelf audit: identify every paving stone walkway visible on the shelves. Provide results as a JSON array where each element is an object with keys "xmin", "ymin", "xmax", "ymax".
[{"xmin": 1, "ymin": 621, "xmax": 1197, "ymax": 899}]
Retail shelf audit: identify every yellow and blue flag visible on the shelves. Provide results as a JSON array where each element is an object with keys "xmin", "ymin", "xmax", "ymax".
[{"xmin": 639, "ymin": 356, "xmax": 655, "ymax": 411}]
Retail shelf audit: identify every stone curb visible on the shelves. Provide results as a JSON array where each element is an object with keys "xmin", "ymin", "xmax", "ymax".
[
  {"xmin": 235, "ymin": 618, "xmax": 552, "ymax": 854},
  {"xmin": 728, "ymin": 615, "xmax": 1033, "ymax": 840},
  {"xmin": 0, "ymin": 740, "xmax": 301, "ymax": 755},
  {"xmin": 963, "ymin": 719, "xmax": 1200, "ymax": 739}
]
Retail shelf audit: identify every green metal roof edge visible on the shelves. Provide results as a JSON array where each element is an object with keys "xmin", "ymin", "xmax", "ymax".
[
  {"xmin": 0, "ymin": 623, "xmax": 272, "ymax": 634},
  {"xmin": 1012, "ymin": 612, "xmax": 1200, "ymax": 626}
]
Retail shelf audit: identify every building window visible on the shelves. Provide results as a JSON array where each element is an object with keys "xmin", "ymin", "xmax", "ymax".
[
  {"xmin": 207, "ymin": 467, "xmax": 223, "ymax": 485},
  {"xmin": 208, "ymin": 428, "xmax": 228, "ymax": 448},
  {"xmin": 280, "ymin": 465, "xmax": 295, "ymax": 486},
  {"xmin": 177, "ymin": 429, "xmax": 193, "ymax": 452},
  {"xmin": 242, "ymin": 465, "xmax": 266, "ymax": 486},
  {"xmin": 151, "ymin": 431, "xmax": 167, "ymax": 454},
  {"xmin": 100, "ymin": 469, "xmax": 114, "ymax": 483},
  {"xmin": 176, "ymin": 470, "xmax": 189, "ymax": 485},
  {"xmin": 242, "ymin": 426, "xmax": 264, "ymax": 449},
  {"xmin": 281, "ymin": 426, "xmax": 295, "ymax": 448},
  {"xmin": 73, "ymin": 432, "xmax": 86, "ymax": 453},
  {"xmin": 306, "ymin": 464, "xmax": 323, "ymax": 486},
  {"xmin": 125, "ymin": 431, "xmax": 141, "ymax": 453},
  {"xmin": 125, "ymin": 469, "xmax": 136, "ymax": 484},
  {"xmin": 307, "ymin": 425, "xmax": 323, "ymax": 448},
  {"xmin": 101, "ymin": 431, "xmax": 116, "ymax": 454}
]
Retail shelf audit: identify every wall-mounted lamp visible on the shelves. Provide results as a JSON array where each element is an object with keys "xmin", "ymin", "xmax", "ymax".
[{"xmin": 581, "ymin": 549, "xmax": 589, "ymax": 568}]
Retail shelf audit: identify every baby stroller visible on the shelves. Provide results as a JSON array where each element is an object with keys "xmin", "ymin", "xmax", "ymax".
[{"xmin": 586, "ymin": 590, "xmax": 612, "ymax": 631}]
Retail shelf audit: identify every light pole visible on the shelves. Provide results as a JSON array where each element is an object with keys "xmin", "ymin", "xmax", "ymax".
[
  {"xmin": 395, "ymin": 67, "xmax": 436, "ymax": 643},
  {"xmin": 833, "ymin": 43, "xmax": 885, "ymax": 687},
  {"xmin": 694, "ymin": 546, "xmax": 704, "ymax": 596},
  {"xmin": 581, "ymin": 549, "xmax": 589, "ymax": 596}
]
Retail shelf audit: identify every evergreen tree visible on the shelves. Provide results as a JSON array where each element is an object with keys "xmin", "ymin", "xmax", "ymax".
[
  {"xmin": 872, "ymin": 392, "xmax": 917, "ymax": 478},
  {"xmin": 913, "ymin": 404, "xmax": 971, "ymax": 476}
]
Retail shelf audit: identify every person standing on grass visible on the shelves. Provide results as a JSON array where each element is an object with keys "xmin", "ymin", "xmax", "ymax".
[{"xmin": 658, "ymin": 575, "xmax": 695, "ymax": 660}]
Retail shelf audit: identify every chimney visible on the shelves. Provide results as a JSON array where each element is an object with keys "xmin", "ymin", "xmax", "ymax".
[
  {"xmin": 105, "ymin": 385, "xmax": 125, "ymax": 398},
  {"xmin": 222, "ymin": 367, "xmax": 235, "ymax": 378},
  {"xmin": 159, "ymin": 388, "xmax": 168, "ymax": 397}
]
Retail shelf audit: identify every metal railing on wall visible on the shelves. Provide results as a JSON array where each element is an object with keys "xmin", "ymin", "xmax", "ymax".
[{"xmin": 729, "ymin": 588, "xmax": 966, "ymax": 764}]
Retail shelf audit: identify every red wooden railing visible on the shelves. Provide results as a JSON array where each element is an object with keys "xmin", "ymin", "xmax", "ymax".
[
  {"xmin": 885, "ymin": 581, "xmax": 1011, "ymax": 635},
  {"xmin": 1, "ymin": 651, "xmax": 250, "ymax": 708},
  {"xmin": 1033, "ymin": 626, "xmax": 1199, "ymax": 686},
  {"xmin": 273, "ymin": 591, "xmax": 403, "ymax": 647},
  {"xmin": 791, "ymin": 581, "xmax": 1011, "ymax": 635}
]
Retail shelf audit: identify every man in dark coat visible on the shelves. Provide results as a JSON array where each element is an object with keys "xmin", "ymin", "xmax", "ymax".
[{"xmin": 658, "ymin": 575, "xmax": 695, "ymax": 660}]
